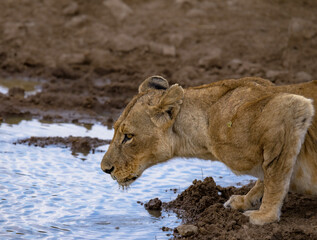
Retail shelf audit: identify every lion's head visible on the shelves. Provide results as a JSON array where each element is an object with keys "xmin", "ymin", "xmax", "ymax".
[{"xmin": 101, "ymin": 76, "xmax": 184, "ymax": 187}]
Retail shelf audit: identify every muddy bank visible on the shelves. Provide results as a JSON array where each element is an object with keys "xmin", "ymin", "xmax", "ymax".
[
  {"xmin": 1, "ymin": 0, "xmax": 317, "ymax": 238},
  {"xmin": 15, "ymin": 136, "xmax": 110, "ymax": 155},
  {"xmin": 161, "ymin": 177, "xmax": 317, "ymax": 240},
  {"xmin": 1, "ymin": 0, "xmax": 317, "ymax": 123}
]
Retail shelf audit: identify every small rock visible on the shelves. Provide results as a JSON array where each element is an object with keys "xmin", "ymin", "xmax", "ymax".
[
  {"xmin": 265, "ymin": 70, "xmax": 288, "ymax": 83},
  {"xmin": 110, "ymin": 34, "xmax": 142, "ymax": 52},
  {"xmin": 65, "ymin": 15, "xmax": 89, "ymax": 28},
  {"xmin": 175, "ymin": 0, "xmax": 193, "ymax": 8},
  {"xmin": 295, "ymin": 71, "xmax": 312, "ymax": 82},
  {"xmin": 82, "ymin": 97, "xmax": 97, "ymax": 109},
  {"xmin": 63, "ymin": 2, "xmax": 79, "ymax": 16},
  {"xmin": 242, "ymin": 62, "xmax": 263, "ymax": 75},
  {"xmin": 103, "ymin": 0, "xmax": 132, "ymax": 22},
  {"xmin": 177, "ymin": 224, "xmax": 198, "ymax": 237},
  {"xmin": 168, "ymin": 33, "xmax": 184, "ymax": 47},
  {"xmin": 136, "ymin": 201, "xmax": 143, "ymax": 205},
  {"xmin": 175, "ymin": 0, "xmax": 189, "ymax": 3},
  {"xmin": 228, "ymin": 60, "xmax": 262, "ymax": 75},
  {"xmin": 149, "ymin": 42, "xmax": 176, "ymax": 57},
  {"xmin": 8, "ymin": 87, "xmax": 25, "ymax": 98},
  {"xmin": 198, "ymin": 48, "xmax": 222, "ymax": 68},
  {"xmin": 144, "ymin": 198, "xmax": 162, "ymax": 210},
  {"xmin": 162, "ymin": 45, "xmax": 176, "ymax": 57},
  {"xmin": 162, "ymin": 226, "xmax": 172, "ymax": 232},
  {"xmin": 59, "ymin": 53, "xmax": 87, "ymax": 65},
  {"xmin": 288, "ymin": 18, "xmax": 317, "ymax": 40},
  {"xmin": 227, "ymin": 59, "xmax": 243, "ymax": 71},
  {"xmin": 186, "ymin": 9, "xmax": 206, "ymax": 18}
]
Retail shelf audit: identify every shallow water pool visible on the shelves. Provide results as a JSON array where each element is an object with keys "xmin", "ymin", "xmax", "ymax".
[{"xmin": 0, "ymin": 119, "xmax": 254, "ymax": 239}]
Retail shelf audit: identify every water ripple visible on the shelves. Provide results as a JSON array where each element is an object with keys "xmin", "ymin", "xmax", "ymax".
[{"xmin": 0, "ymin": 120, "xmax": 254, "ymax": 239}]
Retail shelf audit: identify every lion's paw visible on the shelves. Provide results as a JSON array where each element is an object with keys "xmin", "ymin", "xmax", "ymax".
[
  {"xmin": 243, "ymin": 210, "xmax": 279, "ymax": 225},
  {"xmin": 224, "ymin": 195, "xmax": 252, "ymax": 211}
]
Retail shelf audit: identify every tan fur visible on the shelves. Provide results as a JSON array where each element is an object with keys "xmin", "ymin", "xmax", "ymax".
[{"xmin": 101, "ymin": 76, "xmax": 317, "ymax": 225}]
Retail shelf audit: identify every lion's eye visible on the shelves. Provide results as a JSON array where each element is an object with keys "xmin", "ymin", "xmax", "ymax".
[{"xmin": 122, "ymin": 134, "xmax": 134, "ymax": 144}]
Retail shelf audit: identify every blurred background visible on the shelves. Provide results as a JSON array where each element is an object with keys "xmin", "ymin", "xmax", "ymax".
[{"xmin": 0, "ymin": 0, "xmax": 316, "ymax": 123}]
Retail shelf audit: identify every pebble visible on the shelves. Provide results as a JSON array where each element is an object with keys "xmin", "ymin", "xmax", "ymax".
[
  {"xmin": 168, "ymin": 33, "xmax": 184, "ymax": 47},
  {"xmin": 103, "ymin": 0, "xmax": 133, "ymax": 22},
  {"xmin": 265, "ymin": 70, "xmax": 288, "ymax": 82},
  {"xmin": 295, "ymin": 71, "xmax": 312, "ymax": 82},
  {"xmin": 110, "ymin": 34, "xmax": 143, "ymax": 52},
  {"xmin": 63, "ymin": 2, "xmax": 79, "ymax": 16},
  {"xmin": 227, "ymin": 59, "xmax": 243, "ymax": 71},
  {"xmin": 227, "ymin": 59, "xmax": 262, "ymax": 75},
  {"xmin": 198, "ymin": 48, "xmax": 223, "ymax": 68},
  {"xmin": 186, "ymin": 9, "xmax": 206, "ymax": 18},
  {"xmin": 288, "ymin": 18, "xmax": 317, "ymax": 40},
  {"xmin": 59, "ymin": 53, "xmax": 87, "ymax": 65},
  {"xmin": 177, "ymin": 224, "xmax": 198, "ymax": 237},
  {"xmin": 149, "ymin": 42, "xmax": 176, "ymax": 57},
  {"xmin": 65, "ymin": 15, "xmax": 89, "ymax": 28}
]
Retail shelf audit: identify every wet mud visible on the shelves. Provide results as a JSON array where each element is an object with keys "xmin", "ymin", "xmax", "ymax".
[
  {"xmin": 163, "ymin": 177, "xmax": 317, "ymax": 240},
  {"xmin": 1, "ymin": 0, "xmax": 317, "ymax": 239},
  {"xmin": 15, "ymin": 136, "xmax": 110, "ymax": 155}
]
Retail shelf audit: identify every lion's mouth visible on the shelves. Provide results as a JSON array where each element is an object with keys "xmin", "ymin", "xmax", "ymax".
[{"xmin": 117, "ymin": 175, "xmax": 139, "ymax": 187}]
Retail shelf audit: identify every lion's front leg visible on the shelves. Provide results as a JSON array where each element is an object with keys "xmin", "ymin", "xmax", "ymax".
[
  {"xmin": 224, "ymin": 179, "xmax": 264, "ymax": 211},
  {"xmin": 243, "ymin": 132, "xmax": 304, "ymax": 225},
  {"xmin": 242, "ymin": 93, "xmax": 313, "ymax": 225},
  {"xmin": 243, "ymin": 175, "xmax": 290, "ymax": 225}
]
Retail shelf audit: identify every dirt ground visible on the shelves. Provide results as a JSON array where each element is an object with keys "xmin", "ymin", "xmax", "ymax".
[
  {"xmin": 1, "ymin": 0, "xmax": 317, "ymax": 124},
  {"xmin": 163, "ymin": 177, "xmax": 317, "ymax": 240},
  {"xmin": 14, "ymin": 136, "xmax": 110, "ymax": 155},
  {"xmin": 1, "ymin": 0, "xmax": 317, "ymax": 239}
]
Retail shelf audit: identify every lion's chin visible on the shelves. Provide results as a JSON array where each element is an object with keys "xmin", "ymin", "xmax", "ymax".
[{"xmin": 117, "ymin": 175, "xmax": 139, "ymax": 189}]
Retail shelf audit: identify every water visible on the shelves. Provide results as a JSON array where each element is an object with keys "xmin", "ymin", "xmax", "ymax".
[
  {"xmin": 0, "ymin": 119, "xmax": 255, "ymax": 240},
  {"xmin": 0, "ymin": 78, "xmax": 41, "ymax": 96}
]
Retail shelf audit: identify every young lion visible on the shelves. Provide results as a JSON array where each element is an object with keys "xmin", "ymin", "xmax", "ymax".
[{"xmin": 101, "ymin": 76, "xmax": 317, "ymax": 225}]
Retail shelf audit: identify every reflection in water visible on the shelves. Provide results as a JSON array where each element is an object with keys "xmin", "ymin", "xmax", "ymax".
[
  {"xmin": 0, "ymin": 115, "xmax": 32, "ymax": 125},
  {"xmin": 0, "ymin": 77, "xmax": 41, "ymax": 96},
  {"xmin": 0, "ymin": 120, "xmax": 254, "ymax": 239}
]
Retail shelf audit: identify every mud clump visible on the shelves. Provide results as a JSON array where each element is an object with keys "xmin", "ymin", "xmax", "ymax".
[
  {"xmin": 145, "ymin": 198, "xmax": 162, "ymax": 211},
  {"xmin": 176, "ymin": 224, "xmax": 198, "ymax": 237},
  {"xmin": 163, "ymin": 177, "xmax": 317, "ymax": 240},
  {"xmin": 8, "ymin": 87, "xmax": 25, "ymax": 98},
  {"xmin": 15, "ymin": 136, "xmax": 110, "ymax": 155}
]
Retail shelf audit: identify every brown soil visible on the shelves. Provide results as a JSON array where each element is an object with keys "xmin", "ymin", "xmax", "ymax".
[
  {"xmin": 1, "ymin": 0, "xmax": 317, "ymax": 238},
  {"xmin": 163, "ymin": 177, "xmax": 317, "ymax": 240},
  {"xmin": 1, "ymin": 0, "xmax": 317, "ymax": 124},
  {"xmin": 14, "ymin": 136, "xmax": 110, "ymax": 155}
]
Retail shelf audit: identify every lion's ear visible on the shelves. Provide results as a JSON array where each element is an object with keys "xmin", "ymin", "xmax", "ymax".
[
  {"xmin": 138, "ymin": 76, "xmax": 169, "ymax": 93},
  {"xmin": 150, "ymin": 84, "xmax": 184, "ymax": 128}
]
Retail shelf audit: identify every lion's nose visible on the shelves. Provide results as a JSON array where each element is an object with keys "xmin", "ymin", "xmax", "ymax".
[{"xmin": 103, "ymin": 166, "xmax": 115, "ymax": 174}]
